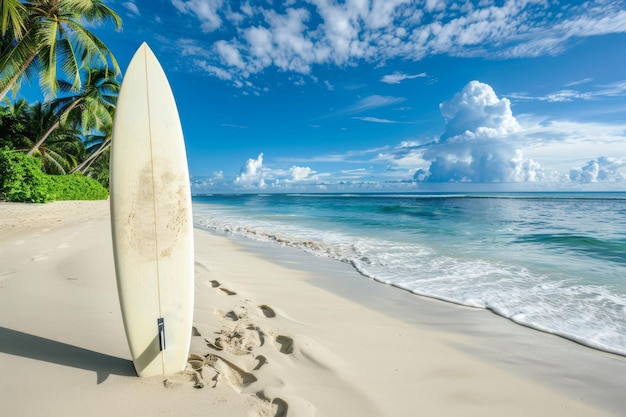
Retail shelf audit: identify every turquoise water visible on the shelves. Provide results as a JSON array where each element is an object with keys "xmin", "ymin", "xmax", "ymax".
[{"xmin": 192, "ymin": 193, "xmax": 626, "ymax": 356}]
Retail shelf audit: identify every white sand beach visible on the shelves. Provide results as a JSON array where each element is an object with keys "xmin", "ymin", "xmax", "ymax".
[{"xmin": 1, "ymin": 200, "xmax": 625, "ymax": 416}]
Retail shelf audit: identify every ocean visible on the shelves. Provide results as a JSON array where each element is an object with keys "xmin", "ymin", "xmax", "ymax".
[{"xmin": 192, "ymin": 193, "xmax": 626, "ymax": 356}]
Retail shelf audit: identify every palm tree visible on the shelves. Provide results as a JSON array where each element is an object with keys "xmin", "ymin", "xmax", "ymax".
[
  {"xmin": 70, "ymin": 126, "xmax": 109, "ymax": 174},
  {"xmin": 0, "ymin": 0, "xmax": 122, "ymax": 101},
  {"xmin": 0, "ymin": 28, "xmax": 34, "ymax": 99},
  {"xmin": 82, "ymin": 142, "xmax": 109, "ymax": 187},
  {"xmin": 0, "ymin": 96, "xmax": 31, "ymax": 148},
  {"xmin": 37, "ymin": 127, "xmax": 85, "ymax": 174},
  {"xmin": 1, "ymin": 0, "xmax": 27, "ymax": 38},
  {"xmin": 28, "ymin": 66, "xmax": 119, "ymax": 154},
  {"xmin": 17, "ymin": 101, "xmax": 84, "ymax": 174}
]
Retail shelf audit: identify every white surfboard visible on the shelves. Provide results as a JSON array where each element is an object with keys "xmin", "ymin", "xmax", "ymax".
[{"xmin": 109, "ymin": 43, "xmax": 194, "ymax": 377}]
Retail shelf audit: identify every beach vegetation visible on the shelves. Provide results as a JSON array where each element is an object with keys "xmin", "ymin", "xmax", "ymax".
[
  {"xmin": 47, "ymin": 172, "xmax": 108, "ymax": 200},
  {"xmin": 0, "ymin": 146, "xmax": 108, "ymax": 202},
  {"xmin": 0, "ymin": 0, "xmax": 122, "ymax": 101},
  {"xmin": 1, "ymin": 99, "xmax": 85, "ymax": 174},
  {"xmin": 70, "ymin": 126, "xmax": 111, "ymax": 186},
  {"xmin": 0, "ymin": 146, "xmax": 50, "ymax": 202},
  {"xmin": 28, "ymin": 67, "xmax": 119, "ymax": 156},
  {"xmin": 0, "ymin": 0, "xmax": 122, "ymax": 197},
  {"xmin": 1, "ymin": 0, "xmax": 27, "ymax": 40},
  {"xmin": 0, "ymin": 97, "xmax": 31, "ymax": 149}
]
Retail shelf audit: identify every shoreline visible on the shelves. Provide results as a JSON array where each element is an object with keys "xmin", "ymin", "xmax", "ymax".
[
  {"xmin": 221, "ymin": 228, "xmax": 626, "ymax": 411},
  {"xmin": 1, "ymin": 200, "xmax": 624, "ymax": 416}
]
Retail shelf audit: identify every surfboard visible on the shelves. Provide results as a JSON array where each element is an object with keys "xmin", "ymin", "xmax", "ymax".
[{"xmin": 109, "ymin": 43, "xmax": 194, "ymax": 377}]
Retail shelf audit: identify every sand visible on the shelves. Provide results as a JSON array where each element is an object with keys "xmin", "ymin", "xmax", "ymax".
[{"xmin": 1, "ymin": 200, "xmax": 625, "ymax": 416}]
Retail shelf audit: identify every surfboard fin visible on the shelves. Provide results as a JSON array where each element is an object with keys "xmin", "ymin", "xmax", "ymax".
[{"xmin": 158, "ymin": 318, "xmax": 166, "ymax": 351}]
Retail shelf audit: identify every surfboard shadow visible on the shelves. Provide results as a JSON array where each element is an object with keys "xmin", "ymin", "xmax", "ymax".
[{"xmin": 0, "ymin": 327, "xmax": 135, "ymax": 384}]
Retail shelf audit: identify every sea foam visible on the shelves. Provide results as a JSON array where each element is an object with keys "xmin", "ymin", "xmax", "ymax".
[{"xmin": 193, "ymin": 194, "xmax": 626, "ymax": 356}]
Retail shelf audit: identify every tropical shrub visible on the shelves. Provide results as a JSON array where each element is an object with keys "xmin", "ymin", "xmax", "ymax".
[
  {"xmin": 0, "ymin": 147, "xmax": 109, "ymax": 202},
  {"xmin": 47, "ymin": 173, "xmax": 108, "ymax": 200},
  {"xmin": 0, "ymin": 147, "xmax": 51, "ymax": 203}
]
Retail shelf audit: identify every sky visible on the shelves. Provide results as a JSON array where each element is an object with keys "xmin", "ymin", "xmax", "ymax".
[{"xmin": 23, "ymin": 0, "xmax": 626, "ymax": 192}]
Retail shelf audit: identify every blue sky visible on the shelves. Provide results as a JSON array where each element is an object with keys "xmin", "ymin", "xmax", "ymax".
[{"xmin": 33, "ymin": 1, "xmax": 626, "ymax": 192}]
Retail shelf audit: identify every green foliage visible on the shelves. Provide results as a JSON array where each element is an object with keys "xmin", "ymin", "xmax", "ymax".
[
  {"xmin": 84, "ymin": 147, "xmax": 110, "ymax": 189},
  {"xmin": 0, "ymin": 147, "xmax": 50, "ymax": 202},
  {"xmin": 47, "ymin": 173, "xmax": 108, "ymax": 201},
  {"xmin": 0, "ymin": 147, "xmax": 109, "ymax": 202},
  {"xmin": 1, "ymin": 0, "xmax": 123, "ymax": 101},
  {"xmin": 0, "ymin": 98, "xmax": 31, "ymax": 150}
]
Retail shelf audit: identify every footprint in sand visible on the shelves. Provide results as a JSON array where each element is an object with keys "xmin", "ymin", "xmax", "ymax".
[
  {"xmin": 192, "ymin": 326, "xmax": 201, "ymax": 336},
  {"xmin": 206, "ymin": 278, "xmax": 237, "ymax": 295},
  {"xmin": 271, "ymin": 398, "xmax": 289, "ymax": 417},
  {"xmin": 205, "ymin": 279, "xmax": 237, "ymax": 295},
  {"xmin": 214, "ymin": 356, "xmax": 258, "ymax": 387},
  {"xmin": 247, "ymin": 325, "xmax": 265, "ymax": 347},
  {"xmin": 224, "ymin": 310, "xmax": 239, "ymax": 321},
  {"xmin": 257, "ymin": 393, "xmax": 289, "ymax": 417},
  {"xmin": 31, "ymin": 254, "xmax": 48, "ymax": 261},
  {"xmin": 275, "ymin": 335, "xmax": 294, "ymax": 354},
  {"xmin": 259, "ymin": 304, "xmax": 276, "ymax": 318},
  {"xmin": 216, "ymin": 324, "xmax": 264, "ymax": 354},
  {"xmin": 253, "ymin": 355, "xmax": 268, "ymax": 371}
]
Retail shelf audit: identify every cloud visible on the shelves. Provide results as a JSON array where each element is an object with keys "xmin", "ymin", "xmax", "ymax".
[
  {"xmin": 172, "ymin": 0, "xmax": 223, "ymax": 32},
  {"xmin": 235, "ymin": 153, "xmax": 266, "ymax": 188},
  {"xmin": 178, "ymin": 39, "xmax": 212, "ymax": 58},
  {"xmin": 344, "ymin": 95, "xmax": 406, "ymax": 114},
  {"xmin": 191, "ymin": 171, "xmax": 226, "ymax": 190},
  {"xmin": 216, "ymin": 40, "xmax": 246, "ymax": 69},
  {"xmin": 289, "ymin": 166, "xmax": 313, "ymax": 181},
  {"xmin": 367, "ymin": 81, "xmax": 626, "ymax": 186},
  {"xmin": 232, "ymin": 153, "xmax": 317, "ymax": 189},
  {"xmin": 569, "ymin": 157, "xmax": 626, "ymax": 183},
  {"xmin": 194, "ymin": 59, "xmax": 232, "ymax": 80},
  {"xmin": 440, "ymin": 81, "xmax": 521, "ymax": 138},
  {"xmin": 502, "ymin": 6, "xmax": 626, "ymax": 58},
  {"xmin": 239, "ymin": 7, "xmax": 317, "ymax": 74},
  {"xmin": 508, "ymin": 80, "xmax": 626, "ymax": 103},
  {"xmin": 316, "ymin": 95, "xmax": 406, "ymax": 120},
  {"xmin": 122, "ymin": 1, "xmax": 140, "ymax": 16},
  {"xmin": 410, "ymin": 81, "xmax": 545, "ymax": 183},
  {"xmin": 565, "ymin": 78, "xmax": 593, "ymax": 87},
  {"xmin": 219, "ymin": 82, "xmax": 626, "ymax": 191},
  {"xmin": 381, "ymin": 71, "xmax": 427, "ymax": 84},
  {"xmin": 176, "ymin": 1, "xmax": 626, "ymax": 85},
  {"xmin": 353, "ymin": 116, "xmax": 398, "ymax": 124}
]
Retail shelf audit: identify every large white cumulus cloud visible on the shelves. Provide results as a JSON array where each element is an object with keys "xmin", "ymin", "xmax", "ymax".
[
  {"xmin": 414, "ymin": 81, "xmax": 543, "ymax": 183},
  {"xmin": 439, "ymin": 81, "xmax": 520, "ymax": 138},
  {"xmin": 569, "ymin": 157, "xmax": 626, "ymax": 183},
  {"xmin": 233, "ymin": 153, "xmax": 316, "ymax": 189},
  {"xmin": 235, "ymin": 153, "xmax": 266, "ymax": 188}
]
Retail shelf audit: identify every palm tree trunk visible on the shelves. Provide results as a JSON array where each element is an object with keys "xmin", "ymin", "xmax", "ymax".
[
  {"xmin": 27, "ymin": 120, "xmax": 60, "ymax": 155},
  {"xmin": 27, "ymin": 100, "xmax": 80, "ymax": 155},
  {"xmin": 80, "ymin": 143, "xmax": 109, "ymax": 174},
  {"xmin": 0, "ymin": 52, "xmax": 36, "ymax": 102},
  {"xmin": 70, "ymin": 140, "xmax": 110, "ymax": 174},
  {"xmin": 79, "ymin": 149, "xmax": 104, "ymax": 173}
]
